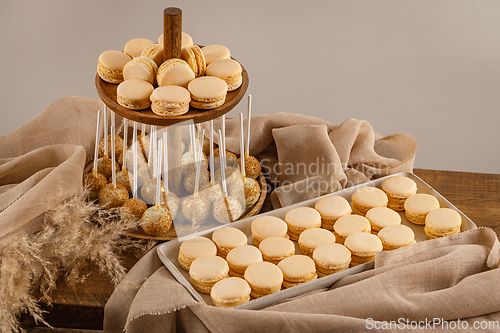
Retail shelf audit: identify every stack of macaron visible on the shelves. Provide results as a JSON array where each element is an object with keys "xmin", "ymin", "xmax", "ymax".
[{"xmin": 97, "ymin": 33, "xmax": 243, "ymax": 116}]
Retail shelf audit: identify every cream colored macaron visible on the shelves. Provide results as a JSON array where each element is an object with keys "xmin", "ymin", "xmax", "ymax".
[
  {"xmin": 365, "ymin": 206, "xmax": 402, "ymax": 234},
  {"xmin": 424, "ymin": 208, "xmax": 462, "ymax": 239},
  {"xmin": 116, "ymin": 79, "xmax": 154, "ymax": 110},
  {"xmin": 201, "ymin": 44, "xmax": 231, "ymax": 65},
  {"xmin": 333, "ymin": 214, "xmax": 371, "ymax": 244},
  {"xmin": 97, "ymin": 50, "xmax": 132, "ymax": 84},
  {"xmin": 206, "ymin": 59, "xmax": 242, "ymax": 91},
  {"xmin": 278, "ymin": 255, "xmax": 318, "ymax": 288},
  {"xmin": 123, "ymin": 56, "xmax": 158, "ymax": 85},
  {"xmin": 178, "ymin": 236, "xmax": 217, "ymax": 271},
  {"xmin": 244, "ymin": 261, "xmax": 283, "ymax": 298},
  {"xmin": 381, "ymin": 176, "xmax": 418, "ymax": 211},
  {"xmin": 344, "ymin": 232, "xmax": 383, "ymax": 267},
  {"xmin": 377, "ymin": 224, "xmax": 416, "ymax": 250},
  {"xmin": 124, "ymin": 38, "xmax": 155, "ymax": 58},
  {"xmin": 314, "ymin": 195, "xmax": 352, "ymax": 230},
  {"xmin": 181, "ymin": 44, "xmax": 206, "ymax": 77},
  {"xmin": 404, "ymin": 193, "xmax": 440, "ymax": 225},
  {"xmin": 210, "ymin": 277, "xmax": 251, "ymax": 308},
  {"xmin": 226, "ymin": 245, "xmax": 263, "ymax": 278},
  {"xmin": 284, "ymin": 207, "xmax": 322, "ymax": 241},
  {"xmin": 141, "ymin": 43, "xmax": 164, "ymax": 67},
  {"xmin": 158, "ymin": 32, "xmax": 193, "ymax": 49},
  {"xmin": 212, "ymin": 226, "xmax": 248, "ymax": 259},
  {"xmin": 259, "ymin": 237, "xmax": 295, "ymax": 265},
  {"xmin": 313, "ymin": 243, "xmax": 352, "ymax": 277},
  {"xmin": 351, "ymin": 186, "xmax": 388, "ymax": 216},
  {"xmin": 189, "ymin": 255, "xmax": 229, "ymax": 294},
  {"xmin": 251, "ymin": 216, "xmax": 288, "ymax": 247},
  {"xmin": 188, "ymin": 76, "xmax": 228, "ymax": 109},
  {"xmin": 298, "ymin": 228, "xmax": 336, "ymax": 257},
  {"xmin": 157, "ymin": 58, "xmax": 195, "ymax": 88},
  {"xmin": 150, "ymin": 85, "xmax": 191, "ymax": 116}
]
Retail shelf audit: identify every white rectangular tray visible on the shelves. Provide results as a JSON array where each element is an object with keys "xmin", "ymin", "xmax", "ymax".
[{"xmin": 157, "ymin": 172, "xmax": 477, "ymax": 310}]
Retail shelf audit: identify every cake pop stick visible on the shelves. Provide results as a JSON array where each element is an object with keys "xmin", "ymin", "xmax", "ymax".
[
  {"xmin": 92, "ymin": 110, "xmax": 102, "ymax": 175},
  {"xmin": 193, "ymin": 129, "xmax": 205, "ymax": 196},
  {"xmin": 103, "ymin": 105, "xmax": 108, "ymax": 156},
  {"xmin": 239, "ymin": 113, "xmax": 246, "ymax": 179},
  {"xmin": 162, "ymin": 131, "xmax": 180, "ymax": 220},
  {"xmin": 222, "ymin": 115, "xmax": 227, "ymax": 169},
  {"xmin": 246, "ymin": 94, "xmax": 252, "ymax": 156},
  {"xmin": 111, "ymin": 124, "xmax": 117, "ymax": 187},
  {"xmin": 151, "ymin": 125, "xmax": 158, "ymax": 175},
  {"xmin": 162, "ymin": 131, "xmax": 169, "ymax": 197},
  {"xmin": 122, "ymin": 119, "xmax": 128, "ymax": 170},
  {"xmin": 209, "ymin": 120, "xmax": 215, "ymax": 184},
  {"xmin": 218, "ymin": 129, "xmax": 228, "ymax": 197},
  {"xmin": 133, "ymin": 122, "xmax": 139, "ymax": 200},
  {"xmin": 155, "ymin": 140, "xmax": 163, "ymax": 206}
]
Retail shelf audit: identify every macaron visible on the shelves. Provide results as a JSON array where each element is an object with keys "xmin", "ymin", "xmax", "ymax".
[
  {"xmin": 226, "ymin": 245, "xmax": 263, "ymax": 278},
  {"xmin": 188, "ymin": 76, "xmax": 228, "ymax": 109},
  {"xmin": 157, "ymin": 58, "xmax": 195, "ymax": 88},
  {"xmin": 206, "ymin": 59, "xmax": 242, "ymax": 91},
  {"xmin": 124, "ymin": 38, "xmax": 155, "ymax": 58},
  {"xmin": 333, "ymin": 214, "xmax": 371, "ymax": 244},
  {"xmin": 251, "ymin": 216, "xmax": 288, "ymax": 247},
  {"xmin": 210, "ymin": 277, "xmax": 251, "ymax": 308},
  {"xmin": 189, "ymin": 255, "xmax": 229, "ymax": 294},
  {"xmin": 351, "ymin": 186, "xmax": 388, "ymax": 216},
  {"xmin": 313, "ymin": 243, "xmax": 352, "ymax": 277},
  {"xmin": 298, "ymin": 228, "xmax": 336, "ymax": 257},
  {"xmin": 97, "ymin": 50, "xmax": 132, "ymax": 84},
  {"xmin": 211, "ymin": 226, "xmax": 248, "ymax": 259},
  {"xmin": 365, "ymin": 206, "xmax": 402, "ymax": 235},
  {"xmin": 181, "ymin": 44, "xmax": 206, "ymax": 77},
  {"xmin": 201, "ymin": 44, "xmax": 231, "ymax": 65},
  {"xmin": 141, "ymin": 43, "xmax": 164, "ymax": 67},
  {"xmin": 344, "ymin": 232, "xmax": 383, "ymax": 267},
  {"xmin": 278, "ymin": 255, "xmax": 318, "ymax": 288},
  {"xmin": 178, "ymin": 236, "xmax": 217, "ymax": 271},
  {"xmin": 377, "ymin": 224, "xmax": 416, "ymax": 250},
  {"xmin": 244, "ymin": 261, "xmax": 283, "ymax": 298},
  {"xmin": 116, "ymin": 79, "xmax": 154, "ymax": 110},
  {"xmin": 424, "ymin": 208, "xmax": 462, "ymax": 239},
  {"xmin": 404, "ymin": 193, "xmax": 440, "ymax": 225},
  {"xmin": 123, "ymin": 56, "xmax": 158, "ymax": 85},
  {"xmin": 314, "ymin": 195, "xmax": 352, "ymax": 230},
  {"xmin": 158, "ymin": 32, "xmax": 193, "ymax": 49},
  {"xmin": 284, "ymin": 207, "xmax": 322, "ymax": 241},
  {"xmin": 381, "ymin": 176, "xmax": 418, "ymax": 211},
  {"xmin": 150, "ymin": 85, "xmax": 191, "ymax": 116},
  {"xmin": 258, "ymin": 237, "xmax": 295, "ymax": 265}
]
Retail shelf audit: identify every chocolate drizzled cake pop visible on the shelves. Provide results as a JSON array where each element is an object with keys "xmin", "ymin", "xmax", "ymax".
[{"xmin": 83, "ymin": 109, "xmax": 108, "ymax": 200}]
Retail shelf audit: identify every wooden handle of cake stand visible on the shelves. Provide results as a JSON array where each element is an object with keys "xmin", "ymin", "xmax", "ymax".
[
  {"xmin": 163, "ymin": 7, "xmax": 183, "ymax": 195},
  {"xmin": 163, "ymin": 7, "xmax": 182, "ymax": 60}
]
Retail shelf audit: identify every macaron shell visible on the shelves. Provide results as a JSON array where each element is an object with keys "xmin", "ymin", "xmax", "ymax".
[
  {"xmin": 226, "ymin": 245, "xmax": 263, "ymax": 275},
  {"xmin": 210, "ymin": 277, "xmax": 251, "ymax": 307},
  {"xmin": 313, "ymin": 243, "xmax": 352, "ymax": 271},
  {"xmin": 277, "ymin": 255, "xmax": 316, "ymax": 282},
  {"xmin": 157, "ymin": 59, "xmax": 195, "ymax": 88},
  {"xmin": 244, "ymin": 261, "xmax": 283, "ymax": 297},
  {"xmin": 351, "ymin": 187, "xmax": 388, "ymax": 216},
  {"xmin": 157, "ymin": 32, "xmax": 193, "ymax": 49},
  {"xmin": 97, "ymin": 50, "xmax": 132, "ymax": 83},
  {"xmin": 201, "ymin": 44, "xmax": 231, "ymax": 65},
  {"xmin": 188, "ymin": 76, "xmax": 228, "ymax": 102},
  {"xmin": 141, "ymin": 43, "xmax": 164, "ymax": 67},
  {"xmin": 377, "ymin": 224, "xmax": 416, "ymax": 250},
  {"xmin": 181, "ymin": 46, "xmax": 198, "ymax": 76},
  {"xmin": 344, "ymin": 232, "xmax": 383, "ymax": 257},
  {"xmin": 150, "ymin": 85, "xmax": 191, "ymax": 116},
  {"xmin": 365, "ymin": 206, "xmax": 402, "ymax": 233},
  {"xmin": 117, "ymin": 79, "xmax": 154, "ymax": 110},
  {"xmin": 424, "ymin": 208, "xmax": 462, "ymax": 238},
  {"xmin": 124, "ymin": 38, "xmax": 155, "ymax": 58},
  {"xmin": 123, "ymin": 56, "xmax": 158, "ymax": 85}
]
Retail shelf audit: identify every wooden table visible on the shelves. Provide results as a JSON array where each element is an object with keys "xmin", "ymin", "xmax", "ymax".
[{"xmin": 21, "ymin": 169, "xmax": 500, "ymax": 332}]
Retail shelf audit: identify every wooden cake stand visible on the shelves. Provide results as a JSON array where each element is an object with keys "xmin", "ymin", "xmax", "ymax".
[{"xmin": 95, "ymin": 7, "xmax": 249, "ymax": 126}]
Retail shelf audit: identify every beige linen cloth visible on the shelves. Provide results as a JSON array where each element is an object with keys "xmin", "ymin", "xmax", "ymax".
[{"xmin": 105, "ymin": 228, "xmax": 500, "ymax": 332}]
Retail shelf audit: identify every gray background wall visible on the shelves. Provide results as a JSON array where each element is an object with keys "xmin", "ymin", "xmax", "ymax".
[{"xmin": 1, "ymin": 0, "xmax": 499, "ymax": 174}]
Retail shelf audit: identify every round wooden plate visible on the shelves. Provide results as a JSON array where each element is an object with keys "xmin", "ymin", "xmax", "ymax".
[
  {"xmin": 125, "ymin": 172, "xmax": 267, "ymax": 241},
  {"xmin": 95, "ymin": 60, "xmax": 249, "ymax": 127}
]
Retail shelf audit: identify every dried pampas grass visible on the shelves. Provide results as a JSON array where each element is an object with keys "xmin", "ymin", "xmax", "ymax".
[{"xmin": 0, "ymin": 192, "xmax": 154, "ymax": 333}]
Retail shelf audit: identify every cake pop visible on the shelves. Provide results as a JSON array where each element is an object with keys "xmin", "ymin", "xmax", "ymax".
[
  {"xmin": 181, "ymin": 125, "xmax": 208, "ymax": 175},
  {"xmin": 161, "ymin": 131, "xmax": 180, "ymax": 220},
  {"xmin": 181, "ymin": 129, "xmax": 211, "ymax": 225},
  {"xmin": 94, "ymin": 107, "xmax": 119, "ymax": 178},
  {"xmin": 121, "ymin": 121, "xmax": 147, "ymax": 220},
  {"xmin": 115, "ymin": 118, "xmax": 132, "ymax": 193},
  {"xmin": 237, "ymin": 95, "xmax": 261, "ymax": 179},
  {"xmin": 83, "ymin": 109, "xmax": 108, "ymax": 200},
  {"xmin": 140, "ymin": 140, "xmax": 173, "ymax": 236},
  {"xmin": 183, "ymin": 169, "xmax": 210, "ymax": 194},
  {"xmin": 98, "ymin": 107, "xmax": 124, "ymax": 160},
  {"xmin": 98, "ymin": 124, "xmax": 129, "ymax": 208},
  {"xmin": 212, "ymin": 128, "xmax": 243, "ymax": 224}
]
